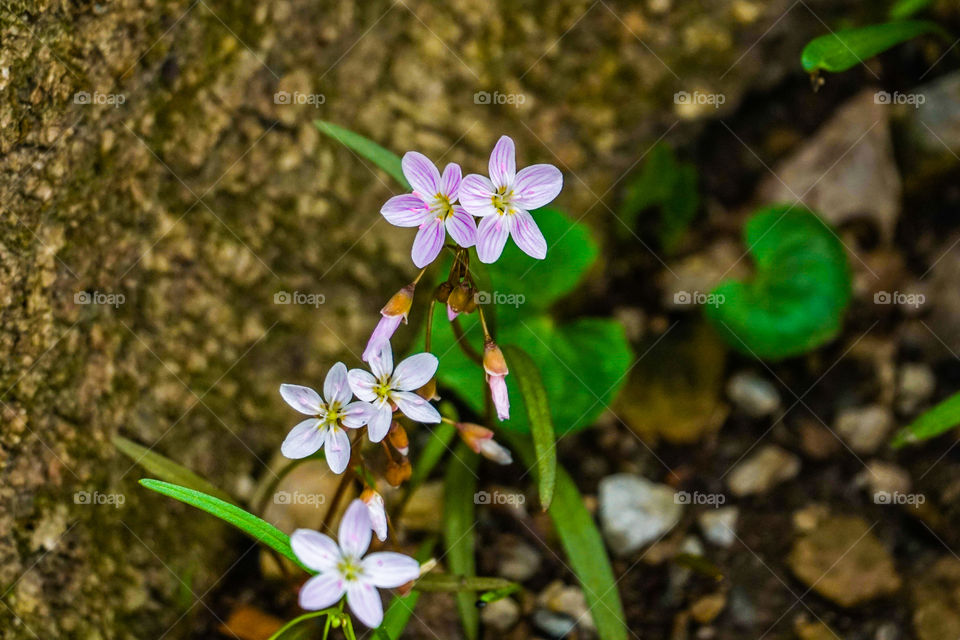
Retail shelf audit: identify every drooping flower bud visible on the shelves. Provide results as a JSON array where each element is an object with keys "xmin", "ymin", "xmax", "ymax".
[
  {"xmin": 415, "ymin": 376, "xmax": 439, "ymax": 403},
  {"xmin": 446, "ymin": 282, "xmax": 474, "ymax": 320},
  {"xmin": 385, "ymin": 458, "xmax": 412, "ymax": 487},
  {"xmin": 361, "ymin": 488, "xmax": 389, "ymax": 541},
  {"xmin": 363, "ymin": 284, "xmax": 415, "ymax": 362},
  {"xmin": 388, "ymin": 421, "xmax": 409, "ymax": 456},
  {"xmin": 483, "ymin": 339, "xmax": 510, "ymax": 421},
  {"xmin": 455, "ymin": 422, "xmax": 513, "ymax": 465},
  {"xmin": 435, "ymin": 281, "xmax": 453, "ymax": 303}
]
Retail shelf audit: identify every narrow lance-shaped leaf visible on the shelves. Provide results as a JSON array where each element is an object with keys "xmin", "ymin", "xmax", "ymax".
[
  {"xmin": 503, "ymin": 345, "xmax": 556, "ymax": 509},
  {"xmin": 802, "ymin": 21, "xmax": 943, "ymax": 73},
  {"xmin": 443, "ymin": 444, "xmax": 480, "ymax": 640},
  {"xmin": 315, "ymin": 121, "xmax": 409, "ymax": 189},
  {"xmin": 115, "ymin": 436, "xmax": 234, "ymax": 504},
  {"xmin": 889, "ymin": 0, "xmax": 933, "ymax": 20},
  {"xmin": 892, "ymin": 389, "xmax": 960, "ymax": 448}
]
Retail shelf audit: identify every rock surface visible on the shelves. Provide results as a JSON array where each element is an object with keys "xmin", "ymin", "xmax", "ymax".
[{"xmin": 599, "ymin": 474, "xmax": 683, "ymax": 556}]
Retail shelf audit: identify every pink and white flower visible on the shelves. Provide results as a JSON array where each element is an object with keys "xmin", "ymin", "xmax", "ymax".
[
  {"xmin": 348, "ymin": 342, "xmax": 441, "ymax": 442},
  {"xmin": 362, "ymin": 284, "xmax": 415, "ymax": 362},
  {"xmin": 380, "ymin": 152, "xmax": 478, "ymax": 268},
  {"xmin": 483, "ymin": 340, "xmax": 510, "ymax": 421},
  {"xmin": 279, "ymin": 363, "xmax": 375, "ymax": 474},
  {"xmin": 291, "ymin": 499, "xmax": 420, "ymax": 629},
  {"xmin": 459, "ymin": 135, "xmax": 563, "ymax": 263},
  {"xmin": 361, "ymin": 488, "xmax": 389, "ymax": 541}
]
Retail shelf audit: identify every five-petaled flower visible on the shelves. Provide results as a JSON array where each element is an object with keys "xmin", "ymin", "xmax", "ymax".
[
  {"xmin": 460, "ymin": 135, "xmax": 563, "ymax": 263},
  {"xmin": 291, "ymin": 499, "xmax": 421, "ymax": 629},
  {"xmin": 279, "ymin": 363, "xmax": 374, "ymax": 474},
  {"xmin": 348, "ymin": 342, "xmax": 441, "ymax": 442},
  {"xmin": 381, "ymin": 152, "xmax": 478, "ymax": 268}
]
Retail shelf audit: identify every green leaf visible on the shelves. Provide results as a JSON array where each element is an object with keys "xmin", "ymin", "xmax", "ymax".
[
  {"xmin": 114, "ymin": 436, "xmax": 234, "ymax": 504},
  {"xmin": 269, "ymin": 610, "xmax": 335, "ymax": 640},
  {"xmin": 375, "ymin": 539, "xmax": 438, "ymax": 640},
  {"xmin": 138, "ymin": 479, "xmax": 309, "ymax": 572},
  {"xmin": 506, "ymin": 435, "xmax": 628, "ymax": 640},
  {"xmin": 892, "ymin": 390, "xmax": 960, "ymax": 447},
  {"xmin": 706, "ymin": 205, "xmax": 852, "ymax": 360},
  {"xmin": 889, "ymin": 0, "xmax": 933, "ymax": 20},
  {"xmin": 443, "ymin": 445, "xmax": 479, "ymax": 640},
  {"xmin": 801, "ymin": 21, "xmax": 942, "ymax": 73},
  {"xmin": 502, "ymin": 345, "xmax": 556, "ymax": 510},
  {"xmin": 315, "ymin": 121, "xmax": 409, "ymax": 189}
]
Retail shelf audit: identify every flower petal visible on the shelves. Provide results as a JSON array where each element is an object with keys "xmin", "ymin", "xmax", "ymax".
[
  {"xmin": 489, "ymin": 135, "xmax": 516, "ymax": 189},
  {"xmin": 281, "ymin": 419, "xmax": 326, "ymax": 459},
  {"xmin": 324, "ymin": 426, "xmax": 352, "ymax": 474},
  {"xmin": 410, "ymin": 217, "xmax": 446, "ymax": 268},
  {"xmin": 446, "ymin": 303, "xmax": 459, "ymax": 321},
  {"xmin": 441, "ymin": 163, "xmax": 462, "ymax": 200},
  {"xmin": 370, "ymin": 342, "xmax": 394, "ymax": 380},
  {"xmin": 445, "ymin": 205, "xmax": 477, "ymax": 248},
  {"xmin": 341, "ymin": 401, "xmax": 376, "ymax": 429},
  {"xmin": 392, "ymin": 390, "xmax": 441, "ymax": 423},
  {"xmin": 392, "ymin": 353, "xmax": 439, "ymax": 391},
  {"xmin": 299, "ymin": 573, "xmax": 346, "ymax": 611},
  {"xmin": 290, "ymin": 529, "xmax": 341, "ymax": 573},
  {"xmin": 476, "ymin": 215, "xmax": 511, "ymax": 264},
  {"xmin": 279, "ymin": 384, "xmax": 324, "ymax": 415},
  {"xmin": 346, "ymin": 581, "xmax": 383, "ymax": 629},
  {"xmin": 459, "ymin": 174, "xmax": 498, "ymax": 218},
  {"xmin": 324, "ymin": 362, "xmax": 353, "ymax": 406},
  {"xmin": 488, "ymin": 374, "xmax": 510, "ymax": 421},
  {"xmin": 381, "ymin": 194, "xmax": 430, "ymax": 227},
  {"xmin": 339, "ymin": 499, "xmax": 373, "ymax": 557},
  {"xmin": 362, "ymin": 552, "xmax": 421, "ymax": 588},
  {"xmin": 363, "ymin": 493, "xmax": 389, "ymax": 542},
  {"xmin": 510, "ymin": 209, "xmax": 547, "ymax": 260},
  {"xmin": 362, "ymin": 314, "xmax": 403, "ymax": 363},
  {"xmin": 366, "ymin": 403, "xmax": 393, "ymax": 443},
  {"xmin": 347, "ymin": 369, "xmax": 378, "ymax": 402},
  {"xmin": 402, "ymin": 151, "xmax": 440, "ymax": 197},
  {"xmin": 513, "ymin": 164, "xmax": 563, "ymax": 209}
]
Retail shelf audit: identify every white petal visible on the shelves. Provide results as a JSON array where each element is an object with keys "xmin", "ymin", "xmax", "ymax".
[
  {"xmin": 338, "ymin": 499, "xmax": 372, "ymax": 557},
  {"xmin": 364, "ymin": 494, "xmax": 389, "ymax": 542},
  {"xmin": 346, "ymin": 581, "xmax": 383, "ymax": 629},
  {"xmin": 441, "ymin": 162, "xmax": 462, "ymax": 200},
  {"xmin": 341, "ymin": 401, "xmax": 376, "ymax": 429},
  {"xmin": 410, "ymin": 217, "xmax": 446, "ymax": 268},
  {"xmin": 513, "ymin": 163, "xmax": 563, "ymax": 209},
  {"xmin": 362, "ymin": 552, "xmax": 420, "ymax": 588},
  {"xmin": 281, "ymin": 419, "xmax": 326, "ymax": 459},
  {"xmin": 391, "ymin": 352, "xmax": 439, "ymax": 391},
  {"xmin": 402, "ymin": 151, "xmax": 441, "ymax": 197},
  {"xmin": 476, "ymin": 215, "xmax": 511, "ymax": 264},
  {"xmin": 290, "ymin": 529, "xmax": 341, "ymax": 573},
  {"xmin": 370, "ymin": 342, "xmax": 394, "ymax": 379},
  {"xmin": 279, "ymin": 384, "xmax": 324, "ymax": 415},
  {"xmin": 445, "ymin": 205, "xmax": 477, "ymax": 248},
  {"xmin": 459, "ymin": 174, "xmax": 498, "ymax": 218},
  {"xmin": 366, "ymin": 403, "xmax": 393, "ymax": 443},
  {"xmin": 299, "ymin": 573, "xmax": 346, "ymax": 611},
  {"xmin": 324, "ymin": 427, "xmax": 352, "ymax": 474},
  {"xmin": 324, "ymin": 362, "xmax": 353, "ymax": 406},
  {"xmin": 392, "ymin": 390, "xmax": 441, "ymax": 424},
  {"xmin": 489, "ymin": 135, "xmax": 516, "ymax": 189},
  {"xmin": 348, "ymin": 369, "xmax": 378, "ymax": 402},
  {"xmin": 510, "ymin": 210, "xmax": 547, "ymax": 260},
  {"xmin": 381, "ymin": 194, "xmax": 430, "ymax": 227}
]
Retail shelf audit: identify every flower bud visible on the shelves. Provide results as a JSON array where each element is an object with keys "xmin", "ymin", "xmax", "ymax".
[
  {"xmin": 388, "ymin": 421, "xmax": 409, "ymax": 456},
  {"xmin": 483, "ymin": 340, "xmax": 510, "ymax": 421},
  {"xmin": 361, "ymin": 488, "xmax": 389, "ymax": 541},
  {"xmin": 415, "ymin": 376, "xmax": 439, "ymax": 402},
  {"xmin": 447, "ymin": 282, "xmax": 473, "ymax": 315},
  {"xmin": 385, "ymin": 458, "xmax": 412, "ymax": 487},
  {"xmin": 363, "ymin": 284, "xmax": 415, "ymax": 362},
  {"xmin": 455, "ymin": 422, "xmax": 513, "ymax": 465},
  {"xmin": 435, "ymin": 281, "xmax": 453, "ymax": 303},
  {"xmin": 483, "ymin": 340, "xmax": 508, "ymax": 377},
  {"xmin": 382, "ymin": 284, "xmax": 415, "ymax": 319}
]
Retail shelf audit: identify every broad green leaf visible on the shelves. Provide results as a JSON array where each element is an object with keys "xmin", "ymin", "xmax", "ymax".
[
  {"xmin": 889, "ymin": 0, "xmax": 933, "ymax": 20},
  {"xmin": 138, "ymin": 479, "xmax": 309, "ymax": 572},
  {"xmin": 443, "ymin": 445, "xmax": 479, "ymax": 640},
  {"xmin": 801, "ymin": 21, "xmax": 942, "ymax": 73},
  {"xmin": 506, "ymin": 435, "xmax": 627, "ymax": 640},
  {"xmin": 375, "ymin": 539, "xmax": 438, "ymax": 640},
  {"xmin": 503, "ymin": 345, "xmax": 556, "ymax": 509},
  {"xmin": 892, "ymin": 390, "xmax": 960, "ymax": 447},
  {"xmin": 706, "ymin": 205, "xmax": 852, "ymax": 360},
  {"xmin": 315, "ymin": 121, "xmax": 409, "ymax": 188},
  {"xmin": 114, "ymin": 436, "xmax": 234, "ymax": 504}
]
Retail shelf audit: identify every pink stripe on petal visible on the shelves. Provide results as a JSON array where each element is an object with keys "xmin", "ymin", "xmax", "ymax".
[
  {"xmin": 489, "ymin": 135, "xmax": 516, "ymax": 189},
  {"xmin": 381, "ymin": 194, "xmax": 429, "ymax": 227},
  {"xmin": 299, "ymin": 573, "xmax": 346, "ymax": 611},
  {"xmin": 459, "ymin": 174, "xmax": 498, "ymax": 217},
  {"xmin": 362, "ymin": 314, "xmax": 403, "ymax": 363},
  {"xmin": 370, "ymin": 342, "xmax": 394, "ymax": 379},
  {"xmin": 441, "ymin": 163, "xmax": 462, "ymax": 199},
  {"xmin": 281, "ymin": 419, "xmax": 326, "ymax": 459},
  {"xmin": 324, "ymin": 362, "xmax": 352, "ymax": 406},
  {"xmin": 339, "ymin": 500, "xmax": 373, "ymax": 557},
  {"xmin": 324, "ymin": 427, "xmax": 352, "ymax": 474},
  {"xmin": 279, "ymin": 384, "xmax": 324, "ymax": 414},
  {"xmin": 445, "ymin": 205, "xmax": 477, "ymax": 248},
  {"xmin": 290, "ymin": 529, "xmax": 341, "ymax": 573},
  {"xmin": 348, "ymin": 369, "xmax": 378, "ymax": 402},
  {"xmin": 366, "ymin": 403, "xmax": 392, "ymax": 443},
  {"xmin": 410, "ymin": 217, "xmax": 446, "ymax": 268},
  {"xmin": 392, "ymin": 353, "xmax": 439, "ymax": 391},
  {"xmin": 346, "ymin": 582, "xmax": 384, "ymax": 629},
  {"xmin": 476, "ymin": 215, "xmax": 511, "ymax": 264},
  {"xmin": 362, "ymin": 552, "xmax": 421, "ymax": 588},
  {"xmin": 513, "ymin": 164, "xmax": 563, "ymax": 210},
  {"xmin": 392, "ymin": 390, "xmax": 441, "ymax": 423},
  {"xmin": 401, "ymin": 152, "xmax": 441, "ymax": 196},
  {"xmin": 511, "ymin": 210, "xmax": 547, "ymax": 260},
  {"xmin": 341, "ymin": 401, "xmax": 377, "ymax": 429}
]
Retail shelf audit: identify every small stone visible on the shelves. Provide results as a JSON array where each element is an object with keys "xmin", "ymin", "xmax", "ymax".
[
  {"xmin": 727, "ymin": 587, "xmax": 757, "ymax": 629},
  {"xmin": 911, "ymin": 557, "xmax": 960, "ymax": 640},
  {"xmin": 698, "ymin": 506, "xmax": 739, "ymax": 548},
  {"xmin": 726, "ymin": 371, "xmax": 781, "ymax": 418},
  {"xmin": 896, "ymin": 364, "xmax": 936, "ymax": 415},
  {"xmin": 480, "ymin": 598, "xmax": 520, "ymax": 633},
  {"xmin": 497, "ymin": 539, "xmax": 541, "ymax": 582},
  {"xmin": 690, "ymin": 593, "xmax": 726, "ymax": 624},
  {"xmin": 788, "ymin": 514, "xmax": 901, "ymax": 607},
  {"xmin": 795, "ymin": 617, "xmax": 843, "ymax": 640},
  {"xmin": 835, "ymin": 405, "xmax": 895, "ymax": 454},
  {"xmin": 727, "ymin": 445, "xmax": 800, "ymax": 497},
  {"xmin": 538, "ymin": 581, "xmax": 594, "ymax": 632},
  {"xmin": 855, "ymin": 461, "xmax": 912, "ymax": 497},
  {"xmin": 598, "ymin": 474, "xmax": 683, "ymax": 556},
  {"xmin": 875, "ymin": 622, "xmax": 900, "ymax": 640},
  {"xmin": 532, "ymin": 609, "xmax": 577, "ymax": 639},
  {"xmin": 799, "ymin": 420, "xmax": 841, "ymax": 459}
]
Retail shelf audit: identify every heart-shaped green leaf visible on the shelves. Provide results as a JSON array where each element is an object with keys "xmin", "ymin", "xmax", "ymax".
[
  {"xmin": 801, "ymin": 21, "xmax": 942, "ymax": 73},
  {"xmin": 706, "ymin": 205, "xmax": 852, "ymax": 360}
]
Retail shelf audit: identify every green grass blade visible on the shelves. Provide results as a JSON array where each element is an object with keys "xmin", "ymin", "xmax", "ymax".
[
  {"xmin": 892, "ymin": 390, "xmax": 960, "ymax": 448},
  {"xmin": 114, "ymin": 436, "xmax": 234, "ymax": 504},
  {"xmin": 315, "ymin": 121, "xmax": 409, "ymax": 188},
  {"xmin": 443, "ymin": 445, "xmax": 480, "ymax": 640},
  {"xmin": 503, "ymin": 345, "xmax": 557, "ymax": 510},
  {"xmin": 889, "ymin": 0, "xmax": 933, "ymax": 20},
  {"xmin": 802, "ymin": 21, "xmax": 942, "ymax": 73}
]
